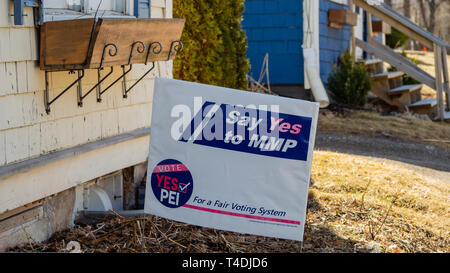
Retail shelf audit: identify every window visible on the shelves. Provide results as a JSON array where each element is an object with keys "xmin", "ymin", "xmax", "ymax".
[
  {"xmin": 329, "ymin": 0, "xmax": 349, "ymax": 5},
  {"xmin": 42, "ymin": 0, "xmax": 150, "ymax": 21}
]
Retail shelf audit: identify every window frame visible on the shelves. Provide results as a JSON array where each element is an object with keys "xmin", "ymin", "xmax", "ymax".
[
  {"xmin": 41, "ymin": 0, "xmax": 151, "ymax": 22},
  {"xmin": 328, "ymin": 0, "xmax": 349, "ymax": 5}
]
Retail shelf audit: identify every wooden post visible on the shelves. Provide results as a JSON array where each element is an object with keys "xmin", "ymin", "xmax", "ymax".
[
  {"xmin": 441, "ymin": 46, "xmax": 449, "ymax": 111},
  {"xmin": 366, "ymin": 11, "xmax": 373, "ymax": 59},
  {"xmin": 350, "ymin": 0, "xmax": 356, "ymax": 62},
  {"xmin": 366, "ymin": 12, "xmax": 373, "ymax": 40},
  {"xmin": 434, "ymin": 43, "xmax": 445, "ymax": 121}
]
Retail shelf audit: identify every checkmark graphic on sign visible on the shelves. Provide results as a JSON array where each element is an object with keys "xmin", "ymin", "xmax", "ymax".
[{"xmin": 179, "ymin": 182, "xmax": 191, "ymax": 193}]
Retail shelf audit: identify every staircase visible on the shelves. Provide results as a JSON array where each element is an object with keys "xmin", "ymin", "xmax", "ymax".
[
  {"xmin": 352, "ymin": 0, "xmax": 450, "ymax": 122},
  {"xmin": 363, "ymin": 59, "xmax": 441, "ymax": 120}
]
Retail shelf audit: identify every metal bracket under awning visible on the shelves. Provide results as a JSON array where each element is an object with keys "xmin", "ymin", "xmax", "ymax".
[
  {"xmin": 43, "ymin": 40, "xmax": 183, "ymax": 114},
  {"xmin": 12, "ymin": 0, "xmax": 40, "ymax": 25}
]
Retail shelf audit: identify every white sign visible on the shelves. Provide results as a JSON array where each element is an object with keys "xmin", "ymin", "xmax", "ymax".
[{"xmin": 144, "ymin": 78, "xmax": 319, "ymax": 241}]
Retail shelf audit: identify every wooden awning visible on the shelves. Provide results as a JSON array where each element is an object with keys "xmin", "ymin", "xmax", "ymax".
[{"xmin": 40, "ymin": 18, "xmax": 185, "ymax": 71}]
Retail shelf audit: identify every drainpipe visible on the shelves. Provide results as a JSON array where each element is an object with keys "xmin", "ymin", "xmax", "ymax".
[
  {"xmin": 303, "ymin": 48, "xmax": 329, "ymax": 108},
  {"xmin": 303, "ymin": 0, "xmax": 330, "ymax": 108}
]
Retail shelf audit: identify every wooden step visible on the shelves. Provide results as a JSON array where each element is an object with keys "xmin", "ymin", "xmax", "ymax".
[
  {"xmin": 387, "ymin": 84, "xmax": 423, "ymax": 108},
  {"xmin": 371, "ymin": 71, "xmax": 404, "ymax": 81},
  {"xmin": 445, "ymin": 112, "xmax": 450, "ymax": 122},
  {"xmin": 408, "ymin": 98, "xmax": 437, "ymax": 109},
  {"xmin": 363, "ymin": 59, "xmax": 384, "ymax": 74},
  {"xmin": 364, "ymin": 59, "xmax": 382, "ymax": 66},
  {"xmin": 386, "ymin": 84, "xmax": 423, "ymax": 96},
  {"xmin": 444, "ymin": 112, "xmax": 450, "ymax": 121},
  {"xmin": 432, "ymin": 111, "xmax": 450, "ymax": 122},
  {"xmin": 408, "ymin": 98, "xmax": 438, "ymax": 119},
  {"xmin": 356, "ymin": 38, "xmax": 436, "ymax": 89}
]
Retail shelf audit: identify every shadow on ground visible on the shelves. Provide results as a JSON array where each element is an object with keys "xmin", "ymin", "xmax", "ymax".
[
  {"xmin": 301, "ymin": 181, "xmax": 371, "ymax": 253},
  {"xmin": 315, "ymin": 132, "xmax": 450, "ymax": 173}
]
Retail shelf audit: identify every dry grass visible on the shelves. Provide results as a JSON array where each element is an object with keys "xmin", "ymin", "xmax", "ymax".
[
  {"xmin": 396, "ymin": 51, "xmax": 450, "ymax": 99},
  {"xmin": 309, "ymin": 151, "xmax": 449, "ymax": 253},
  {"xmin": 10, "ymin": 151, "xmax": 449, "ymax": 253},
  {"xmin": 318, "ymin": 109, "xmax": 450, "ymax": 149}
]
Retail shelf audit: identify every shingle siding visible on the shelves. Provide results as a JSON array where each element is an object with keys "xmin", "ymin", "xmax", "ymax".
[
  {"xmin": 243, "ymin": 0, "xmax": 352, "ymax": 86},
  {"xmin": 319, "ymin": 0, "xmax": 351, "ymax": 83},
  {"xmin": 243, "ymin": 0, "xmax": 304, "ymax": 85},
  {"xmin": 0, "ymin": 1, "xmax": 171, "ymax": 166}
]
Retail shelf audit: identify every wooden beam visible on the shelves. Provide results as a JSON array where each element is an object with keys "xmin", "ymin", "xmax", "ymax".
[
  {"xmin": 441, "ymin": 46, "xmax": 450, "ymax": 110},
  {"xmin": 40, "ymin": 18, "xmax": 186, "ymax": 70},
  {"xmin": 366, "ymin": 12, "xmax": 373, "ymax": 60},
  {"xmin": 88, "ymin": 18, "xmax": 185, "ymax": 68},
  {"xmin": 366, "ymin": 12, "xmax": 373, "ymax": 39},
  {"xmin": 0, "ymin": 201, "xmax": 42, "ymax": 222},
  {"xmin": 40, "ymin": 19, "xmax": 95, "ymax": 68},
  {"xmin": 0, "ymin": 205, "xmax": 42, "ymax": 233},
  {"xmin": 356, "ymin": 38, "xmax": 435, "ymax": 88},
  {"xmin": 328, "ymin": 9, "xmax": 358, "ymax": 29},
  {"xmin": 372, "ymin": 21, "xmax": 391, "ymax": 34},
  {"xmin": 354, "ymin": 0, "xmax": 433, "ymax": 49},
  {"xmin": 434, "ymin": 44, "xmax": 445, "ymax": 120},
  {"xmin": 350, "ymin": 0, "xmax": 356, "ymax": 62}
]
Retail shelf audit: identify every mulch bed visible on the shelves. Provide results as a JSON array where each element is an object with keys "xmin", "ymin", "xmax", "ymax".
[{"xmin": 8, "ymin": 204, "xmax": 368, "ymax": 253}]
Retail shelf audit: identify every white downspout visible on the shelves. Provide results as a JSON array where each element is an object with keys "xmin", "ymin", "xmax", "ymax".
[{"xmin": 303, "ymin": 0, "xmax": 330, "ymax": 108}]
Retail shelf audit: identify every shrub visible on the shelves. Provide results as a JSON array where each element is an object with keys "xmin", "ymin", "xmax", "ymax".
[
  {"xmin": 173, "ymin": 1, "xmax": 250, "ymax": 90},
  {"xmin": 386, "ymin": 28, "xmax": 409, "ymax": 49},
  {"xmin": 326, "ymin": 51, "xmax": 372, "ymax": 107}
]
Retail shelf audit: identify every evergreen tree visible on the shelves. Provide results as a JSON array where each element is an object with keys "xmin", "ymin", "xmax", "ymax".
[
  {"xmin": 173, "ymin": 0, "xmax": 250, "ymax": 90},
  {"xmin": 327, "ymin": 51, "xmax": 372, "ymax": 107}
]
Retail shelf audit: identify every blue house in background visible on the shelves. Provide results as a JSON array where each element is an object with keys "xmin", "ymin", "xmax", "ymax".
[
  {"xmin": 243, "ymin": 0, "xmax": 306, "ymax": 85},
  {"xmin": 242, "ymin": 0, "xmax": 365, "ymax": 100}
]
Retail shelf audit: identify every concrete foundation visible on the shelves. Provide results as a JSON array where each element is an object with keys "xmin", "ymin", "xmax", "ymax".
[
  {"xmin": 0, "ymin": 188, "xmax": 75, "ymax": 251},
  {"xmin": 271, "ymin": 84, "xmax": 314, "ymax": 101}
]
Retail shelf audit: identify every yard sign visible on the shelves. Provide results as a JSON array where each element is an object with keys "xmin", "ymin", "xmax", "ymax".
[{"xmin": 144, "ymin": 78, "xmax": 319, "ymax": 241}]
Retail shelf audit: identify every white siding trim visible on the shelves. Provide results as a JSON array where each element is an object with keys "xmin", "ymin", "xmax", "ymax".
[
  {"xmin": 165, "ymin": 0, "xmax": 173, "ymax": 19},
  {"xmin": 0, "ymin": 129, "xmax": 150, "ymax": 214}
]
